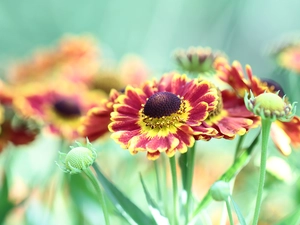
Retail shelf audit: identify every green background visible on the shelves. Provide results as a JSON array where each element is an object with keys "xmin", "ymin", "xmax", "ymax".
[{"xmin": 1, "ymin": 0, "xmax": 300, "ymax": 76}]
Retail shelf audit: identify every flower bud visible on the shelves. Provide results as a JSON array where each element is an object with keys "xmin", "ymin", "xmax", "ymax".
[
  {"xmin": 210, "ymin": 180, "xmax": 230, "ymax": 201},
  {"xmin": 244, "ymin": 91, "xmax": 296, "ymax": 122},
  {"xmin": 56, "ymin": 139, "xmax": 97, "ymax": 174},
  {"xmin": 173, "ymin": 46, "xmax": 227, "ymax": 74}
]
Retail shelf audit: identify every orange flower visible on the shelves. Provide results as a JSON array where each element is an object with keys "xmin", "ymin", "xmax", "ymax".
[
  {"xmin": 276, "ymin": 46, "xmax": 300, "ymax": 73},
  {"xmin": 269, "ymin": 38, "xmax": 300, "ymax": 74},
  {"xmin": 8, "ymin": 35, "xmax": 101, "ymax": 85}
]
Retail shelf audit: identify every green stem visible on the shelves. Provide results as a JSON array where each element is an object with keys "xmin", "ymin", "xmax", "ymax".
[
  {"xmin": 184, "ymin": 144, "xmax": 196, "ymax": 224},
  {"xmin": 234, "ymin": 135, "xmax": 245, "ymax": 161},
  {"xmin": 225, "ymin": 199, "xmax": 234, "ymax": 225},
  {"xmin": 84, "ymin": 167, "xmax": 110, "ymax": 225},
  {"xmin": 161, "ymin": 155, "xmax": 170, "ymax": 220},
  {"xmin": 169, "ymin": 156, "xmax": 179, "ymax": 225},
  {"xmin": 190, "ymin": 130, "xmax": 260, "ymax": 221},
  {"xmin": 252, "ymin": 119, "xmax": 272, "ymax": 225},
  {"xmin": 154, "ymin": 160, "xmax": 162, "ymax": 202}
]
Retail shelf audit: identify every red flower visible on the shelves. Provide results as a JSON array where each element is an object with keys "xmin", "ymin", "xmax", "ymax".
[
  {"xmin": 108, "ymin": 73, "xmax": 218, "ymax": 160},
  {"xmin": 218, "ymin": 61, "xmax": 300, "ymax": 155},
  {"xmin": 194, "ymin": 89, "xmax": 259, "ymax": 140},
  {"xmin": 79, "ymin": 89, "xmax": 120, "ymax": 141}
]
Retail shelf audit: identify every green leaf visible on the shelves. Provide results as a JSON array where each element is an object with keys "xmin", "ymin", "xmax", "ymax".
[
  {"xmin": 0, "ymin": 171, "xmax": 15, "ymax": 224},
  {"xmin": 69, "ymin": 173, "xmax": 106, "ymax": 225},
  {"xmin": 139, "ymin": 173, "xmax": 168, "ymax": 225},
  {"xmin": 93, "ymin": 164, "xmax": 156, "ymax": 225},
  {"xmin": 230, "ymin": 196, "xmax": 246, "ymax": 225},
  {"xmin": 275, "ymin": 207, "xmax": 300, "ymax": 225}
]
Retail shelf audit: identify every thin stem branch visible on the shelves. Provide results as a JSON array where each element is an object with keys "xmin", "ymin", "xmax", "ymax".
[
  {"xmin": 252, "ymin": 119, "xmax": 272, "ymax": 225},
  {"xmin": 184, "ymin": 143, "xmax": 196, "ymax": 224},
  {"xmin": 225, "ymin": 199, "xmax": 234, "ymax": 225},
  {"xmin": 84, "ymin": 167, "xmax": 110, "ymax": 225},
  {"xmin": 169, "ymin": 156, "xmax": 179, "ymax": 225},
  {"xmin": 234, "ymin": 135, "xmax": 245, "ymax": 161}
]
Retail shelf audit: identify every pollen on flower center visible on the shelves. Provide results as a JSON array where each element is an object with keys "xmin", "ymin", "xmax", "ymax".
[
  {"xmin": 140, "ymin": 91, "xmax": 187, "ymax": 130},
  {"xmin": 53, "ymin": 99, "xmax": 81, "ymax": 118},
  {"xmin": 143, "ymin": 92, "xmax": 181, "ymax": 118}
]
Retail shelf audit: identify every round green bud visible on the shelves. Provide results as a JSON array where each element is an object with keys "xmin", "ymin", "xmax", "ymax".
[
  {"xmin": 244, "ymin": 91, "xmax": 296, "ymax": 122},
  {"xmin": 56, "ymin": 139, "xmax": 97, "ymax": 174},
  {"xmin": 255, "ymin": 93, "xmax": 285, "ymax": 112},
  {"xmin": 65, "ymin": 147, "xmax": 96, "ymax": 173},
  {"xmin": 210, "ymin": 180, "xmax": 230, "ymax": 201}
]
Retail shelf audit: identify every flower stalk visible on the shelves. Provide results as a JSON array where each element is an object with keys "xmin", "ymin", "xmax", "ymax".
[
  {"xmin": 251, "ymin": 119, "xmax": 272, "ymax": 225},
  {"xmin": 225, "ymin": 199, "xmax": 234, "ymax": 225},
  {"xmin": 56, "ymin": 140, "xmax": 110, "ymax": 225},
  {"xmin": 184, "ymin": 143, "xmax": 196, "ymax": 224},
  {"xmin": 169, "ymin": 156, "xmax": 179, "ymax": 225},
  {"xmin": 83, "ymin": 167, "xmax": 110, "ymax": 225},
  {"xmin": 244, "ymin": 90, "xmax": 297, "ymax": 225}
]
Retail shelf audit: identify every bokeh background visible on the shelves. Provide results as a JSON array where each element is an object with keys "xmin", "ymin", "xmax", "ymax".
[
  {"xmin": 1, "ymin": 0, "xmax": 300, "ymax": 76},
  {"xmin": 1, "ymin": 0, "xmax": 300, "ymax": 225}
]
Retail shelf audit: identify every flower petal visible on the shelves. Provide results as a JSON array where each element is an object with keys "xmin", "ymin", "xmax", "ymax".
[{"xmin": 270, "ymin": 122, "xmax": 292, "ymax": 155}]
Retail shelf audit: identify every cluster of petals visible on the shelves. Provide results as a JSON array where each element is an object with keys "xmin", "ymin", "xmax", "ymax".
[
  {"xmin": 77, "ymin": 45, "xmax": 297, "ymax": 159},
  {"xmin": 80, "ymin": 67, "xmax": 262, "ymax": 159},
  {"xmin": 79, "ymin": 89, "xmax": 121, "ymax": 141},
  {"xmin": 194, "ymin": 89, "xmax": 260, "ymax": 140}
]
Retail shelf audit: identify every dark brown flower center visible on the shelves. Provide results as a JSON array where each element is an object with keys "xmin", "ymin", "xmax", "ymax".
[
  {"xmin": 143, "ymin": 92, "xmax": 181, "ymax": 118},
  {"xmin": 261, "ymin": 78, "xmax": 285, "ymax": 97},
  {"xmin": 53, "ymin": 99, "xmax": 81, "ymax": 118}
]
